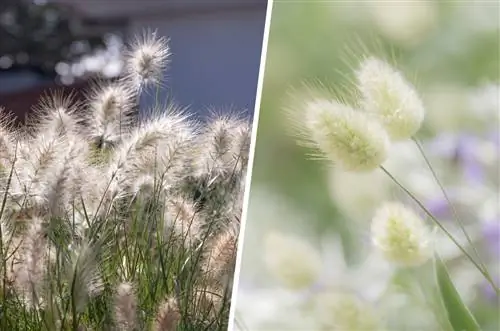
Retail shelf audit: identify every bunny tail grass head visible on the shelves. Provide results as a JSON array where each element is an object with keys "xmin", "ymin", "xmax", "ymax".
[
  {"xmin": 285, "ymin": 87, "xmax": 390, "ymax": 172},
  {"xmin": 371, "ymin": 201, "xmax": 432, "ymax": 267},
  {"xmin": 356, "ymin": 56, "xmax": 424, "ymax": 140}
]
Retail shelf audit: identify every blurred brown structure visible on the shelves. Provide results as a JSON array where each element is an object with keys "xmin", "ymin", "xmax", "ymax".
[{"xmin": 0, "ymin": 80, "xmax": 91, "ymax": 125}]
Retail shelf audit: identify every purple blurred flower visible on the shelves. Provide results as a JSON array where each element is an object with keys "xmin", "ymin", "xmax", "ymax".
[
  {"xmin": 455, "ymin": 134, "xmax": 484, "ymax": 185},
  {"xmin": 428, "ymin": 132, "xmax": 485, "ymax": 185},
  {"xmin": 425, "ymin": 196, "xmax": 451, "ymax": 219},
  {"xmin": 480, "ymin": 277, "xmax": 500, "ymax": 304},
  {"xmin": 482, "ymin": 219, "xmax": 500, "ymax": 256},
  {"xmin": 481, "ymin": 279, "xmax": 499, "ymax": 303},
  {"xmin": 488, "ymin": 130, "xmax": 500, "ymax": 148}
]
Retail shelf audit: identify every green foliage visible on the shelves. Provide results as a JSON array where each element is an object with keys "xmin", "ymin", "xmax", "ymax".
[{"xmin": 435, "ymin": 255, "xmax": 482, "ymax": 331}]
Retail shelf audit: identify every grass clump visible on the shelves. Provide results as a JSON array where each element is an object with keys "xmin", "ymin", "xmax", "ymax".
[{"xmin": 0, "ymin": 29, "xmax": 250, "ymax": 331}]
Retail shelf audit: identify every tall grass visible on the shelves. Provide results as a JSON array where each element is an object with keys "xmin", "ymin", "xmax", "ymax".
[{"xmin": 0, "ymin": 29, "xmax": 250, "ymax": 331}]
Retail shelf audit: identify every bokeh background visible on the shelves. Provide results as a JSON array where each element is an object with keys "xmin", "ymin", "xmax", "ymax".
[
  {"xmin": 235, "ymin": 1, "xmax": 499, "ymax": 330},
  {"xmin": 0, "ymin": 0, "xmax": 267, "ymax": 122}
]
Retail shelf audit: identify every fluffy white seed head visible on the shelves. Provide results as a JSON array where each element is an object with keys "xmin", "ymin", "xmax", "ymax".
[
  {"xmin": 11, "ymin": 216, "xmax": 48, "ymax": 309},
  {"xmin": 357, "ymin": 57, "xmax": 425, "ymax": 140},
  {"xmin": 371, "ymin": 201, "xmax": 432, "ymax": 266},
  {"xmin": 125, "ymin": 29, "xmax": 171, "ymax": 88},
  {"xmin": 264, "ymin": 232, "xmax": 322, "ymax": 290},
  {"xmin": 291, "ymin": 98, "xmax": 390, "ymax": 171},
  {"xmin": 164, "ymin": 197, "xmax": 203, "ymax": 246},
  {"xmin": 68, "ymin": 243, "xmax": 104, "ymax": 313},
  {"xmin": 193, "ymin": 111, "xmax": 251, "ymax": 179},
  {"xmin": 86, "ymin": 82, "xmax": 135, "ymax": 149},
  {"xmin": 0, "ymin": 107, "xmax": 16, "ymax": 169},
  {"xmin": 30, "ymin": 91, "xmax": 82, "ymax": 139},
  {"xmin": 201, "ymin": 226, "xmax": 238, "ymax": 289},
  {"xmin": 108, "ymin": 109, "xmax": 194, "ymax": 190}
]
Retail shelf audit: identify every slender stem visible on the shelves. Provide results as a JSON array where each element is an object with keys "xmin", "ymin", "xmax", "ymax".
[
  {"xmin": 380, "ymin": 166, "xmax": 499, "ymax": 296},
  {"xmin": 0, "ymin": 143, "xmax": 18, "ymax": 329},
  {"xmin": 411, "ymin": 137, "xmax": 491, "ymax": 281}
]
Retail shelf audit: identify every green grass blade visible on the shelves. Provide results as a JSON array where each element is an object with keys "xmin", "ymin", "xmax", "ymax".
[{"xmin": 435, "ymin": 254, "xmax": 481, "ymax": 331}]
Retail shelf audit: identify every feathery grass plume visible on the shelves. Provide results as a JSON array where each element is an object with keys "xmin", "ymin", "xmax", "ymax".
[
  {"xmin": 93, "ymin": 113, "xmax": 183, "ymax": 215},
  {"xmin": 0, "ymin": 28, "xmax": 244, "ymax": 330},
  {"xmin": 193, "ymin": 285, "xmax": 225, "ymax": 319},
  {"xmin": 10, "ymin": 216, "xmax": 48, "ymax": 309},
  {"xmin": 0, "ymin": 107, "xmax": 17, "ymax": 170},
  {"xmin": 356, "ymin": 56, "xmax": 424, "ymax": 140},
  {"xmin": 66, "ymin": 242, "xmax": 104, "ymax": 313},
  {"xmin": 28, "ymin": 90, "xmax": 83, "ymax": 140},
  {"xmin": 152, "ymin": 297, "xmax": 181, "ymax": 331},
  {"xmin": 181, "ymin": 111, "xmax": 249, "ymax": 236},
  {"xmin": 201, "ymin": 225, "xmax": 238, "ymax": 289},
  {"xmin": 113, "ymin": 282, "xmax": 138, "ymax": 331},
  {"xmin": 101, "ymin": 111, "xmax": 195, "ymax": 218},
  {"xmin": 124, "ymin": 29, "xmax": 171, "ymax": 89},
  {"xmin": 264, "ymin": 231, "xmax": 322, "ymax": 290},
  {"xmin": 312, "ymin": 290, "xmax": 382, "ymax": 330},
  {"xmin": 9, "ymin": 133, "xmax": 68, "ymax": 212},
  {"xmin": 108, "ymin": 108, "xmax": 193, "ymax": 178},
  {"xmin": 229, "ymin": 117, "xmax": 252, "ymax": 177},
  {"xmin": 74, "ymin": 163, "xmax": 117, "ymax": 222},
  {"xmin": 42, "ymin": 137, "xmax": 90, "ymax": 220},
  {"xmin": 193, "ymin": 111, "xmax": 250, "ymax": 179},
  {"xmin": 85, "ymin": 81, "xmax": 136, "ymax": 150},
  {"xmin": 120, "ymin": 106, "xmax": 196, "ymax": 194},
  {"xmin": 164, "ymin": 196, "xmax": 203, "ymax": 246},
  {"xmin": 128, "ymin": 173, "xmax": 156, "ymax": 202},
  {"xmin": 10, "ymin": 129, "xmax": 89, "ymax": 222},
  {"xmin": 286, "ymin": 90, "xmax": 390, "ymax": 171},
  {"xmin": 371, "ymin": 201, "xmax": 432, "ymax": 266}
]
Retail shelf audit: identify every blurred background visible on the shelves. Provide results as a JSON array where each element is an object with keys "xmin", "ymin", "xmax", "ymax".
[
  {"xmin": 237, "ymin": 1, "xmax": 499, "ymax": 330},
  {"xmin": 0, "ymin": 0, "xmax": 267, "ymax": 122}
]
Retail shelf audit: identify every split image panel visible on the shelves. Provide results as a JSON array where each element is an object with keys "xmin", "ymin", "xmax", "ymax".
[
  {"xmin": 230, "ymin": 1, "xmax": 499, "ymax": 330},
  {"xmin": 0, "ymin": 1, "xmax": 268, "ymax": 330}
]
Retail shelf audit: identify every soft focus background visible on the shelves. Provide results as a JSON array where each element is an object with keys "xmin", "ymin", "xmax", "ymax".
[
  {"xmin": 235, "ymin": 1, "xmax": 499, "ymax": 330},
  {"xmin": 0, "ymin": 0, "xmax": 267, "ymax": 121}
]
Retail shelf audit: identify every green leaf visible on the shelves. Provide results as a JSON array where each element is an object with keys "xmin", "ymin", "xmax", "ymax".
[{"xmin": 435, "ymin": 254, "xmax": 482, "ymax": 331}]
